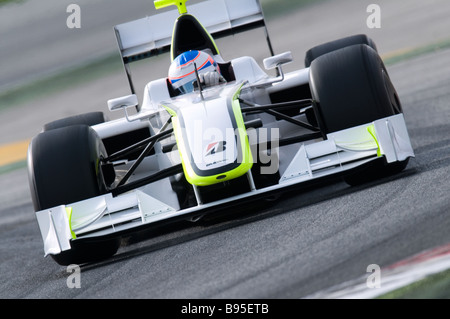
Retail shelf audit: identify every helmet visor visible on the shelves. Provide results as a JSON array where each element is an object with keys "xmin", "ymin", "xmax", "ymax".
[{"xmin": 177, "ymin": 78, "xmax": 197, "ymax": 94}]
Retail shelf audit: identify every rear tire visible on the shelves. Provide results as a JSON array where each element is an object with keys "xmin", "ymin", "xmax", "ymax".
[
  {"xmin": 305, "ymin": 34, "xmax": 378, "ymax": 67},
  {"xmin": 309, "ymin": 44, "xmax": 408, "ymax": 185},
  {"xmin": 28, "ymin": 125, "xmax": 119, "ymax": 265},
  {"xmin": 43, "ymin": 112, "xmax": 106, "ymax": 131}
]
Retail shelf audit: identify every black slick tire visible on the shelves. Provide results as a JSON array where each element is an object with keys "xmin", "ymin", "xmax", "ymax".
[
  {"xmin": 309, "ymin": 44, "xmax": 408, "ymax": 186},
  {"xmin": 27, "ymin": 125, "xmax": 120, "ymax": 265},
  {"xmin": 305, "ymin": 34, "xmax": 378, "ymax": 67},
  {"xmin": 43, "ymin": 112, "xmax": 106, "ymax": 131}
]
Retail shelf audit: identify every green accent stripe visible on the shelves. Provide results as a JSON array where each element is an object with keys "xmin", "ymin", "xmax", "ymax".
[
  {"xmin": 367, "ymin": 125, "xmax": 381, "ymax": 157},
  {"xmin": 65, "ymin": 206, "xmax": 76, "ymax": 239},
  {"xmin": 154, "ymin": 0, "xmax": 188, "ymax": 14}
]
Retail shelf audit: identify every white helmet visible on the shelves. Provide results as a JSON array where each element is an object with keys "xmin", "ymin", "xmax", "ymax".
[{"xmin": 168, "ymin": 50, "xmax": 221, "ymax": 94}]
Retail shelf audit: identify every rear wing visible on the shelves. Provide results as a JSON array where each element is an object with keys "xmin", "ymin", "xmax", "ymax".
[{"xmin": 114, "ymin": 0, "xmax": 274, "ymax": 93}]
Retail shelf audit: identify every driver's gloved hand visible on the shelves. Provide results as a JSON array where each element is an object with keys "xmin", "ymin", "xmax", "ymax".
[{"xmin": 199, "ymin": 71, "xmax": 223, "ymax": 87}]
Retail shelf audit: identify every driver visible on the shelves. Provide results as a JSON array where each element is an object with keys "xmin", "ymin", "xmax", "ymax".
[{"xmin": 168, "ymin": 50, "xmax": 226, "ymax": 95}]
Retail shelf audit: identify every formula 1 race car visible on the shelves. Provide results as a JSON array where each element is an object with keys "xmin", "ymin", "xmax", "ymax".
[{"xmin": 28, "ymin": 0, "xmax": 414, "ymax": 265}]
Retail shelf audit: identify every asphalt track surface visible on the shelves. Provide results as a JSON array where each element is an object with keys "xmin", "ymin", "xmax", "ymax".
[{"xmin": 1, "ymin": 0, "xmax": 450, "ymax": 299}]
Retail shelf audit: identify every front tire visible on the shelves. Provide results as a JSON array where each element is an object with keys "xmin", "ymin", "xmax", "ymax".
[
  {"xmin": 28, "ymin": 125, "xmax": 106, "ymax": 210},
  {"xmin": 309, "ymin": 44, "xmax": 408, "ymax": 185},
  {"xmin": 28, "ymin": 125, "xmax": 119, "ymax": 265}
]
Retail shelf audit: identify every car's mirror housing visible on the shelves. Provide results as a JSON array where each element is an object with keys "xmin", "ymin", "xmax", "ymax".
[
  {"xmin": 107, "ymin": 94, "xmax": 138, "ymax": 111},
  {"xmin": 263, "ymin": 51, "xmax": 293, "ymax": 70}
]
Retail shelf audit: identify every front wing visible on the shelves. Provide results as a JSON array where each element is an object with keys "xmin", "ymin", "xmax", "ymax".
[{"xmin": 36, "ymin": 114, "xmax": 414, "ymax": 256}]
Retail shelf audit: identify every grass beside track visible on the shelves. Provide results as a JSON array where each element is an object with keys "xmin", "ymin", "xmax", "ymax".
[
  {"xmin": 0, "ymin": 53, "xmax": 123, "ymax": 111},
  {"xmin": 0, "ymin": 0, "xmax": 25, "ymax": 6},
  {"xmin": 377, "ymin": 268, "xmax": 450, "ymax": 299}
]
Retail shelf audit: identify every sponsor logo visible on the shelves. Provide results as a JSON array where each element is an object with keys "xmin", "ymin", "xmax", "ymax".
[{"xmin": 205, "ymin": 141, "xmax": 227, "ymax": 157}]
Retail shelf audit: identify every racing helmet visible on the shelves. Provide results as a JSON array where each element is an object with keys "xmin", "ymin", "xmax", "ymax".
[{"xmin": 168, "ymin": 50, "xmax": 220, "ymax": 94}]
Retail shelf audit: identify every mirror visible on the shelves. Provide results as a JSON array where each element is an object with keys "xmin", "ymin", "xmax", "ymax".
[
  {"xmin": 107, "ymin": 94, "xmax": 138, "ymax": 111},
  {"xmin": 263, "ymin": 51, "xmax": 293, "ymax": 70}
]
